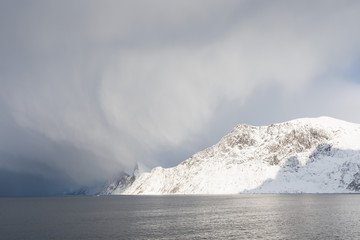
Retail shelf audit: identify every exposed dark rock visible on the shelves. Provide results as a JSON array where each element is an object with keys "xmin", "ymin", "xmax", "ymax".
[{"xmin": 347, "ymin": 172, "xmax": 360, "ymax": 191}]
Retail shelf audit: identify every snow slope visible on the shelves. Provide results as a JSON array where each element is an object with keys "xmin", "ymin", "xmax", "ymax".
[{"xmin": 110, "ymin": 117, "xmax": 360, "ymax": 194}]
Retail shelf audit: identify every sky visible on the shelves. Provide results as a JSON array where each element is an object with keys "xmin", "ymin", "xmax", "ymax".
[{"xmin": 1, "ymin": 0, "xmax": 360, "ymax": 196}]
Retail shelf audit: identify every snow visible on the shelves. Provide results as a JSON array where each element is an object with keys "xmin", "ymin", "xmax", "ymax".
[{"xmin": 105, "ymin": 116, "xmax": 360, "ymax": 194}]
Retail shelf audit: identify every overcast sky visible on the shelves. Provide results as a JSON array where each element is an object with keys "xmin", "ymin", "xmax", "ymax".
[{"xmin": 1, "ymin": 0, "xmax": 360, "ymax": 196}]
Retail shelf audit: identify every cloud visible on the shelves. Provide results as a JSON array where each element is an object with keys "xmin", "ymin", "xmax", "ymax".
[{"xmin": 1, "ymin": 0, "xmax": 360, "ymax": 195}]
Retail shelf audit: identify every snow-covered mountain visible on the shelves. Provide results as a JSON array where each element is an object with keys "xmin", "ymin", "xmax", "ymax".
[
  {"xmin": 106, "ymin": 117, "xmax": 360, "ymax": 194},
  {"xmin": 100, "ymin": 164, "xmax": 139, "ymax": 195},
  {"xmin": 68, "ymin": 165, "xmax": 139, "ymax": 196}
]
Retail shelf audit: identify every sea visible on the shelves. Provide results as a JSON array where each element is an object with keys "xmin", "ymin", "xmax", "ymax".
[{"xmin": 1, "ymin": 194, "xmax": 359, "ymax": 239}]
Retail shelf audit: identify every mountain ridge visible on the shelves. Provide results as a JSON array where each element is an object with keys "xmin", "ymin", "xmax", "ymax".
[{"xmin": 104, "ymin": 116, "xmax": 360, "ymax": 194}]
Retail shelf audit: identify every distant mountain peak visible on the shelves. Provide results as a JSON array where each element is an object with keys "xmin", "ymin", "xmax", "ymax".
[{"xmin": 100, "ymin": 163, "xmax": 140, "ymax": 195}]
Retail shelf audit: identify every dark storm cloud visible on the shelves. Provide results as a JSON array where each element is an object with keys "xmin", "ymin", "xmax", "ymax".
[
  {"xmin": 1, "ymin": 0, "xmax": 360, "ymax": 196},
  {"xmin": 0, "ymin": 101, "xmax": 113, "ymax": 195}
]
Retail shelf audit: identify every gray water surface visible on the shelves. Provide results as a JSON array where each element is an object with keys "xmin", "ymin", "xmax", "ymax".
[{"xmin": 1, "ymin": 195, "xmax": 359, "ymax": 239}]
